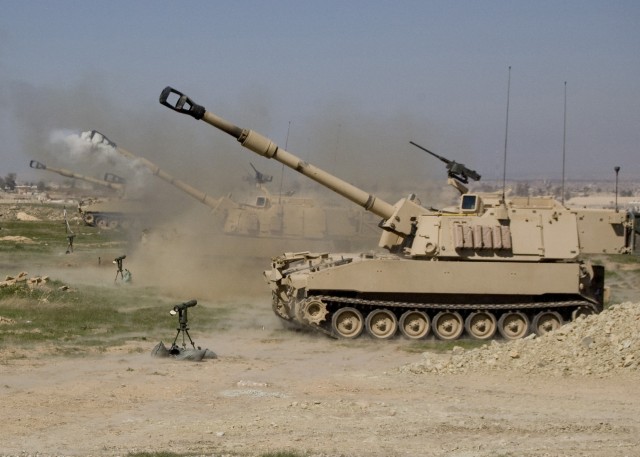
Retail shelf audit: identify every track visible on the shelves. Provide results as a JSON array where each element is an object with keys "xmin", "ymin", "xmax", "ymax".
[{"xmin": 276, "ymin": 294, "xmax": 599, "ymax": 340}]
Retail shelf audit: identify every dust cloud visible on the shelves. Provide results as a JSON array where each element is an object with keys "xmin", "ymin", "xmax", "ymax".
[
  {"xmin": 5, "ymin": 78, "xmax": 465, "ymax": 304},
  {"xmin": 6, "ymin": 78, "xmax": 455, "ymax": 205},
  {"xmin": 129, "ymin": 215, "xmax": 271, "ymax": 303}
]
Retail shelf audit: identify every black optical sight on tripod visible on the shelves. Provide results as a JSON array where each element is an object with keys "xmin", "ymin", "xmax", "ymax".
[
  {"xmin": 169, "ymin": 299, "xmax": 197, "ymax": 353},
  {"xmin": 113, "ymin": 255, "xmax": 127, "ymax": 282},
  {"xmin": 151, "ymin": 298, "xmax": 216, "ymax": 361}
]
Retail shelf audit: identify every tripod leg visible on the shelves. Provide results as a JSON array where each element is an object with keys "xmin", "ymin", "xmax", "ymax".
[
  {"xmin": 184, "ymin": 329, "xmax": 196, "ymax": 349},
  {"xmin": 172, "ymin": 329, "xmax": 181, "ymax": 347}
]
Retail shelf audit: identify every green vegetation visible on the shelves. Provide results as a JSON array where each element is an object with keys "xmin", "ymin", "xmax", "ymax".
[
  {"xmin": 0, "ymin": 213, "xmax": 234, "ymax": 359},
  {"xmin": 0, "ymin": 280, "xmax": 230, "ymax": 354},
  {"xmin": 0, "ymin": 218, "xmax": 128, "ymax": 259},
  {"xmin": 0, "ymin": 220, "xmax": 69, "ymax": 255},
  {"xmin": 588, "ymin": 253, "xmax": 640, "ymax": 267}
]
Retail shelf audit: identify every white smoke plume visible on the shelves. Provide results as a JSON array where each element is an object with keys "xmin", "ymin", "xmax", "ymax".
[
  {"xmin": 46, "ymin": 129, "xmax": 154, "ymax": 194},
  {"xmin": 48, "ymin": 129, "xmax": 118, "ymax": 166}
]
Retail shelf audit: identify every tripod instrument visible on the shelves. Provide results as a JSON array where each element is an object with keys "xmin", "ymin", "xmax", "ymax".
[{"xmin": 169, "ymin": 299, "xmax": 197, "ymax": 351}]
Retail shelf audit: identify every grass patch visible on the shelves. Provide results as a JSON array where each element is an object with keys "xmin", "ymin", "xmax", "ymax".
[
  {"xmin": 588, "ymin": 253, "xmax": 639, "ymax": 266},
  {"xmin": 0, "ymin": 280, "xmax": 230, "ymax": 353},
  {"xmin": 605, "ymin": 270, "xmax": 621, "ymax": 281},
  {"xmin": 0, "ymin": 219, "xmax": 129, "ymax": 261},
  {"xmin": 0, "ymin": 220, "xmax": 69, "ymax": 256}
]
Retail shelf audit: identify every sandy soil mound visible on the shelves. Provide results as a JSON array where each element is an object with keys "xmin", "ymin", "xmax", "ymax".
[
  {"xmin": 0, "ymin": 202, "xmax": 66, "ymax": 222},
  {"xmin": 401, "ymin": 302, "xmax": 640, "ymax": 377},
  {"xmin": 16, "ymin": 211, "xmax": 40, "ymax": 221},
  {"xmin": 0, "ymin": 235, "xmax": 35, "ymax": 244}
]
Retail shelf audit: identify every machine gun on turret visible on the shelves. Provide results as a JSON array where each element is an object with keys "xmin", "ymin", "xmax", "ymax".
[
  {"xmin": 246, "ymin": 163, "xmax": 273, "ymax": 185},
  {"xmin": 409, "ymin": 141, "xmax": 481, "ymax": 185}
]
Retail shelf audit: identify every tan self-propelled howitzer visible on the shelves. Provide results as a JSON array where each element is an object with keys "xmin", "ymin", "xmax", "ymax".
[
  {"xmin": 86, "ymin": 131, "xmax": 378, "ymax": 252},
  {"xmin": 29, "ymin": 159, "xmax": 138, "ymax": 228},
  {"xmin": 85, "ymin": 131, "xmax": 236, "ymax": 216},
  {"xmin": 29, "ymin": 159, "xmax": 125, "ymax": 192},
  {"xmin": 160, "ymin": 86, "xmax": 638, "ymax": 341}
]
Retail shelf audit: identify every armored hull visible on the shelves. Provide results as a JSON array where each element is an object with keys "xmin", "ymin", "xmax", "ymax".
[
  {"xmin": 266, "ymin": 251, "xmax": 603, "ymax": 340},
  {"xmin": 79, "ymin": 199, "xmax": 147, "ymax": 229}
]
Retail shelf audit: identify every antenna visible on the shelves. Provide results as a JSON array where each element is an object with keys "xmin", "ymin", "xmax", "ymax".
[
  {"xmin": 561, "ymin": 81, "xmax": 567, "ymax": 205},
  {"xmin": 614, "ymin": 166, "xmax": 620, "ymax": 212},
  {"xmin": 501, "ymin": 66, "xmax": 512, "ymax": 203},
  {"xmin": 278, "ymin": 121, "xmax": 291, "ymax": 204}
]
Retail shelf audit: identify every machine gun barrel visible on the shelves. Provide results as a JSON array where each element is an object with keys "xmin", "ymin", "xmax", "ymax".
[
  {"xmin": 409, "ymin": 141, "xmax": 481, "ymax": 184},
  {"xmin": 159, "ymin": 87, "xmax": 396, "ymax": 220},
  {"xmin": 409, "ymin": 141, "xmax": 449, "ymax": 165},
  {"xmin": 29, "ymin": 160, "xmax": 124, "ymax": 191}
]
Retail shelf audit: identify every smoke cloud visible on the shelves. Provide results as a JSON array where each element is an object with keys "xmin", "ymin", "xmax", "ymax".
[{"xmin": 4, "ymin": 77, "xmax": 462, "ymax": 300}]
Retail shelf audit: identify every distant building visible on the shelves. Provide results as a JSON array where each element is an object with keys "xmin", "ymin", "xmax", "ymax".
[{"xmin": 15, "ymin": 185, "xmax": 38, "ymax": 195}]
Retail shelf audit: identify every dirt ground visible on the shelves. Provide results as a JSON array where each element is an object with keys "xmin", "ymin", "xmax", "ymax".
[
  {"xmin": 1, "ymin": 202, "xmax": 639, "ymax": 457},
  {"xmin": 2, "ymin": 296, "xmax": 639, "ymax": 457}
]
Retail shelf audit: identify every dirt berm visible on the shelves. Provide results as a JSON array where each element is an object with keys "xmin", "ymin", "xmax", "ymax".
[{"xmin": 401, "ymin": 302, "xmax": 640, "ymax": 377}]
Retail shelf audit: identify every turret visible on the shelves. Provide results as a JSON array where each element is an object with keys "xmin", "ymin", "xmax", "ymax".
[
  {"xmin": 29, "ymin": 160, "xmax": 125, "ymax": 192},
  {"xmin": 159, "ymin": 86, "xmax": 636, "ymax": 260},
  {"xmin": 159, "ymin": 87, "xmax": 426, "ymax": 251}
]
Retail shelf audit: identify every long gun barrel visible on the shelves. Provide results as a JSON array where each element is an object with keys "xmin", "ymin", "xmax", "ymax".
[
  {"xmin": 159, "ymin": 87, "xmax": 396, "ymax": 220},
  {"xmin": 29, "ymin": 160, "xmax": 125, "ymax": 191},
  {"xmin": 409, "ymin": 141, "xmax": 481, "ymax": 184},
  {"xmin": 86, "ymin": 131, "xmax": 232, "ymax": 212}
]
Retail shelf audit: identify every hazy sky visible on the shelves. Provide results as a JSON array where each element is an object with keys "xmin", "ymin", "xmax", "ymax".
[{"xmin": 1, "ymin": 1, "xmax": 639, "ymax": 187}]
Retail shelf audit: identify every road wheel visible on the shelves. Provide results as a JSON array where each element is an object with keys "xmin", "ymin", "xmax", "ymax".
[
  {"xmin": 97, "ymin": 217, "xmax": 109, "ymax": 229},
  {"xmin": 532, "ymin": 311, "xmax": 563, "ymax": 336},
  {"xmin": 399, "ymin": 310, "xmax": 430, "ymax": 339},
  {"xmin": 432, "ymin": 311, "xmax": 464, "ymax": 340},
  {"xmin": 331, "ymin": 307, "xmax": 364, "ymax": 339},
  {"xmin": 365, "ymin": 309, "xmax": 397, "ymax": 339},
  {"xmin": 465, "ymin": 311, "xmax": 497, "ymax": 340},
  {"xmin": 498, "ymin": 312, "xmax": 530, "ymax": 340}
]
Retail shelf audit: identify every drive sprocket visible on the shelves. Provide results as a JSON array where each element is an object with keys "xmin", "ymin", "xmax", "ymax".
[{"xmin": 301, "ymin": 298, "xmax": 329, "ymax": 325}]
